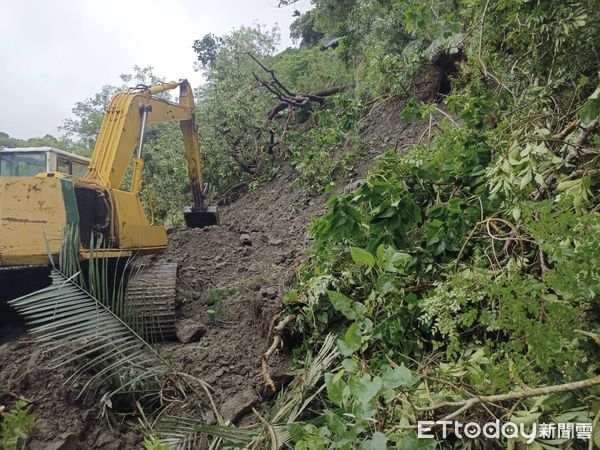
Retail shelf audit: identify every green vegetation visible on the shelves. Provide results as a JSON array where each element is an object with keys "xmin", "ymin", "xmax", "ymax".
[
  {"xmin": 205, "ymin": 286, "xmax": 239, "ymax": 324},
  {"xmin": 272, "ymin": 0, "xmax": 600, "ymax": 448},
  {"xmin": 143, "ymin": 438, "xmax": 170, "ymax": 450},
  {"xmin": 0, "ymin": 400, "xmax": 36, "ymax": 450},
  {"xmin": 0, "ymin": 132, "xmax": 72, "ymax": 152},
  {"xmin": 7, "ymin": 231, "xmax": 209, "ymax": 427}
]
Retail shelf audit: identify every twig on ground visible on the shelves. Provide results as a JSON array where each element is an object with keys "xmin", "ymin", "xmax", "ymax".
[
  {"xmin": 261, "ymin": 314, "xmax": 295, "ymax": 392},
  {"xmin": 387, "ymin": 375, "xmax": 600, "ymax": 435},
  {"xmin": 574, "ymin": 329, "xmax": 600, "ymax": 346}
]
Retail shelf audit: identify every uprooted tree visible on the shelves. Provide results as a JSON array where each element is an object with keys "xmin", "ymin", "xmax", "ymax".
[{"xmin": 218, "ymin": 52, "xmax": 350, "ymax": 186}]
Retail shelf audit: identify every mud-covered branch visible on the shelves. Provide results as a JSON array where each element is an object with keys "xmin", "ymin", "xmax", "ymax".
[{"xmin": 262, "ymin": 314, "xmax": 295, "ymax": 392}]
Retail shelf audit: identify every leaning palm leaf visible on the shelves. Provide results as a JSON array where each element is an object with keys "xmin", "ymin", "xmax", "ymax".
[
  {"xmin": 9, "ymin": 269, "xmax": 176, "ymax": 405},
  {"xmin": 8, "ymin": 227, "xmax": 209, "ymax": 423},
  {"xmin": 156, "ymin": 417, "xmax": 260, "ymax": 449},
  {"xmin": 270, "ymin": 333, "xmax": 338, "ymax": 423}
]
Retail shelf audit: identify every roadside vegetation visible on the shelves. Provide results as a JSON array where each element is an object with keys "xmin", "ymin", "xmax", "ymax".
[{"xmin": 0, "ymin": 400, "xmax": 36, "ymax": 450}]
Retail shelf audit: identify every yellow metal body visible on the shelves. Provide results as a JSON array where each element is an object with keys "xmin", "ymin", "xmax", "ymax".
[
  {"xmin": 0, "ymin": 80, "xmax": 208, "ymax": 267},
  {"xmin": 0, "ymin": 177, "xmax": 68, "ymax": 265},
  {"xmin": 110, "ymin": 189, "xmax": 165, "ymax": 249}
]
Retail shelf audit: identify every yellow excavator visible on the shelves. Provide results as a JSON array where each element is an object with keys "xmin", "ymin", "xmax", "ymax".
[{"xmin": 0, "ymin": 80, "xmax": 218, "ymax": 334}]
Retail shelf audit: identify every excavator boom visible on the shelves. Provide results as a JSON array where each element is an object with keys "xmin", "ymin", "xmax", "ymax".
[
  {"xmin": 1, "ymin": 78, "xmax": 218, "ymax": 267},
  {"xmin": 84, "ymin": 79, "xmax": 218, "ymax": 227}
]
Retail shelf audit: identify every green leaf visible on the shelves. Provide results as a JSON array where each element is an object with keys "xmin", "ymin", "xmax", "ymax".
[
  {"xmin": 382, "ymin": 364, "xmax": 418, "ymax": 389},
  {"xmin": 580, "ymin": 101, "xmax": 600, "ymax": 123},
  {"xmin": 363, "ymin": 431, "xmax": 387, "ymax": 450},
  {"xmin": 355, "ymin": 374, "xmax": 382, "ymax": 406},
  {"xmin": 580, "ymin": 86, "xmax": 600, "ymax": 123},
  {"xmin": 325, "ymin": 411, "xmax": 347, "ymax": 435},
  {"xmin": 328, "ymin": 290, "xmax": 355, "ymax": 319},
  {"xmin": 340, "ymin": 322, "xmax": 362, "ymax": 356},
  {"xmin": 342, "ymin": 358, "xmax": 358, "ymax": 373},
  {"xmin": 400, "ymin": 98, "xmax": 424, "ymax": 122},
  {"xmin": 520, "ymin": 169, "xmax": 533, "ymax": 188},
  {"xmin": 337, "ymin": 339, "xmax": 355, "ymax": 357},
  {"xmin": 376, "ymin": 274, "xmax": 396, "ymax": 294},
  {"xmin": 288, "ymin": 423, "xmax": 306, "ymax": 442},
  {"xmin": 395, "ymin": 431, "xmax": 438, "ymax": 449},
  {"xmin": 338, "ymin": 322, "xmax": 363, "ymax": 356},
  {"xmin": 325, "ymin": 372, "xmax": 346, "ymax": 405},
  {"xmin": 512, "ymin": 206, "xmax": 521, "ymax": 221},
  {"xmin": 376, "ymin": 244, "xmax": 386, "ymax": 266},
  {"xmin": 353, "ymin": 302, "xmax": 368, "ymax": 317},
  {"xmin": 351, "ymin": 247, "xmax": 375, "ymax": 268}
]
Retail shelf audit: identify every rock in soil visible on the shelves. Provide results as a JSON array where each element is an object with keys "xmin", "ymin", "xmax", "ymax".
[
  {"xmin": 239, "ymin": 233, "xmax": 252, "ymax": 246},
  {"xmin": 30, "ymin": 431, "xmax": 78, "ymax": 450},
  {"xmin": 175, "ymin": 318, "xmax": 207, "ymax": 343},
  {"xmin": 219, "ymin": 389, "xmax": 259, "ymax": 423}
]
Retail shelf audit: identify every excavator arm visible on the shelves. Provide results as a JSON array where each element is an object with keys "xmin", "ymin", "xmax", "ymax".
[{"xmin": 84, "ymin": 79, "xmax": 218, "ymax": 226}]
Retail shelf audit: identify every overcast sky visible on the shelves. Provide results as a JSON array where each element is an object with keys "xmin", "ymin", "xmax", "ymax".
[{"xmin": 0, "ymin": 0, "xmax": 311, "ymax": 139}]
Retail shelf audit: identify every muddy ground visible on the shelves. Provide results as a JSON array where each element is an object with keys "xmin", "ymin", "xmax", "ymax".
[{"xmin": 0, "ymin": 93, "xmax": 443, "ymax": 449}]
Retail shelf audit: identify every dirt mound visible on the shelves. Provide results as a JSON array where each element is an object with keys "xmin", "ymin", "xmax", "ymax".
[
  {"xmin": 155, "ymin": 96, "xmax": 444, "ymax": 421},
  {"xmin": 0, "ymin": 94, "xmax": 441, "ymax": 446},
  {"xmin": 155, "ymin": 164, "xmax": 329, "ymax": 421}
]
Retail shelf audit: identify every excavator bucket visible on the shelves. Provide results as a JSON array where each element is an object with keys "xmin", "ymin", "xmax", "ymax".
[{"xmin": 184, "ymin": 205, "xmax": 220, "ymax": 228}]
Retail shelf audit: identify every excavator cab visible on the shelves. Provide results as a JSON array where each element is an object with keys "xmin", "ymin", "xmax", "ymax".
[{"xmin": 0, "ymin": 147, "xmax": 90, "ymax": 178}]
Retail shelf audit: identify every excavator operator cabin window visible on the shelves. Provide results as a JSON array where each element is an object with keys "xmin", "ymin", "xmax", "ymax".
[
  {"xmin": 72, "ymin": 161, "xmax": 88, "ymax": 178},
  {"xmin": 0, "ymin": 152, "xmax": 46, "ymax": 176},
  {"xmin": 57, "ymin": 156, "xmax": 71, "ymax": 175}
]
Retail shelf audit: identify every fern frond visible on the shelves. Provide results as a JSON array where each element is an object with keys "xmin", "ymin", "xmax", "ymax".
[{"xmin": 423, "ymin": 32, "xmax": 464, "ymax": 60}]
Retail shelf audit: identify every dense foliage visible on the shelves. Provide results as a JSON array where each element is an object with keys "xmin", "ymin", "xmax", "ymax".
[
  {"xmin": 272, "ymin": 0, "xmax": 600, "ymax": 448},
  {"xmin": 0, "ymin": 400, "xmax": 36, "ymax": 450}
]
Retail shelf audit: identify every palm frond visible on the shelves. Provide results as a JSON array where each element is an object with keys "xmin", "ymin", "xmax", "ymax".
[
  {"xmin": 8, "ymin": 227, "xmax": 208, "ymax": 423},
  {"xmin": 155, "ymin": 416, "xmax": 259, "ymax": 449},
  {"xmin": 10, "ymin": 268, "xmax": 171, "ymax": 399},
  {"xmin": 148, "ymin": 334, "xmax": 339, "ymax": 449},
  {"xmin": 272, "ymin": 333, "xmax": 338, "ymax": 424},
  {"xmin": 423, "ymin": 32, "xmax": 464, "ymax": 60}
]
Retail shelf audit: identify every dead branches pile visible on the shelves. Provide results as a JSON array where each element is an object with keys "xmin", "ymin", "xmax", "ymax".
[{"xmin": 221, "ymin": 53, "xmax": 350, "ymax": 185}]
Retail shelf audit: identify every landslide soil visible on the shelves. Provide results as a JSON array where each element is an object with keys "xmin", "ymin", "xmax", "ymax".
[{"xmin": 0, "ymin": 93, "xmax": 443, "ymax": 448}]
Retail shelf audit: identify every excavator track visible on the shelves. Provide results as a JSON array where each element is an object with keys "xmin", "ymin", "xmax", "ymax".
[{"xmin": 125, "ymin": 261, "xmax": 178, "ymax": 340}]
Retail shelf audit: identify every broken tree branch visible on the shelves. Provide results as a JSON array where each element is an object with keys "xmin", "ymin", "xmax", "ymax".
[
  {"xmin": 421, "ymin": 375, "xmax": 600, "ymax": 422},
  {"xmin": 567, "ymin": 118, "xmax": 599, "ymax": 163},
  {"xmin": 532, "ymin": 118, "xmax": 599, "ymax": 201},
  {"xmin": 261, "ymin": 314, "xmax": 295, "ymax": 392},
  {"xmin": 217, "ymin": 182, "xmax": 249, "ymax": 205},
  {"xmin": 267, "ymin": 85, "xmax": 352, "ymax": 120}
]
